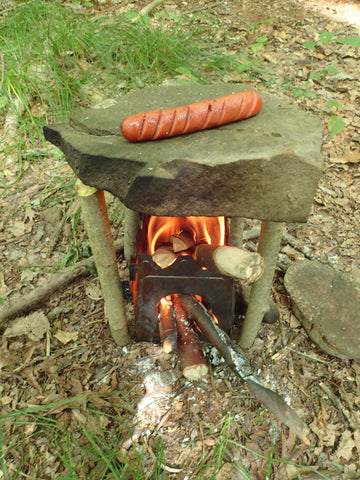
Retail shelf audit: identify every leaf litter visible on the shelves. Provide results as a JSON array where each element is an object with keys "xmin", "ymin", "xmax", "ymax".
[{"xmin": 1, "ymin": 0, "xmax": 360, "ymax": 478}]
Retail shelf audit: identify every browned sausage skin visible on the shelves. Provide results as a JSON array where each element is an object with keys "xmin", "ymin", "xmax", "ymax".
[{"xmin": 120, "ymin": 90, "xmax": 262, "ymax": 142}]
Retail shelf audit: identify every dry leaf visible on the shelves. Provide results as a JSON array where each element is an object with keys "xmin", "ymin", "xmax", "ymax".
[
  {"xmin": 54, "ymin": 329, "xmax": 79, "ymax": 344},
  {"xmin": 335, "ymin": 430, "xmax": 355, "ymax": 461},
  {"xmin": 72, "ymin": 409, "xmax": 86, "ymax": 425},
  {"xmin": 0, "ymin": 395, "xmax": 13, "ymax": 405},
  {"xmin": 25, "ymin": 206, "xmax": 37, "ymax": 221},
  {"xmin": 4, "ymin": 312, "xmax": 50, "ymax": 342}
]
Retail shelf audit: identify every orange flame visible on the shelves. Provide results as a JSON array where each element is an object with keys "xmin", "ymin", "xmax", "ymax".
[{"xmin": 146, "ymin": 216, "xmax": 226, "ymax": 255}]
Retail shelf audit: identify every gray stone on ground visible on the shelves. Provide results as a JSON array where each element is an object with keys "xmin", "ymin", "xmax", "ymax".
[
  {"xmin": 284, "ymin": 259, "xmax": 360, "ymax": 359},
  {"xmin": 43, "ymin": 84, "xmax": 323, "ymax": 222}
]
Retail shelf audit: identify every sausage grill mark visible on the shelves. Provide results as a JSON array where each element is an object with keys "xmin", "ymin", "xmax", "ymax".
[{"xmin": 120, "ymin": 90, "xmax": 262, "ymax": 142}]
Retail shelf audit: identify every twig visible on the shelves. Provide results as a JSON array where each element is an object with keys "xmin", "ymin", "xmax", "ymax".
[
  {"xmin": 143, "ymin": 436, "xmax": 182, "ymax": 474},
  {"xmin": 0, "ymin": 240, "xmax": 124, "ymax": 325},
  {"xmin": 244, "ymin": 226, "xmax": 313, "ymax": 257},
  {"xmin": 282, "ymin": 231, "xmax": 313, "ymax": 259},
  {"xmin": 47, "ymin": 200, "xmax": 79, "ymax": 257}
]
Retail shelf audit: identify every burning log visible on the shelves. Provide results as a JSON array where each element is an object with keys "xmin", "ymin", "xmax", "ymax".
[
  {"xmin": 170, "ymin": 230, "xmax": 195, "ymax": 253},
  {"xmin": 172, "ymin": 295, "xmax": 208, "ymax": 381},
  {"xmin": 176, "ymin": 294, "xmax": 310, "ymax": 444},
  {"xmin": 158, "ymin": 298, "xmax": 177, "ymax": 353},
  {"xmin": 194, "ymin": 244, "xmax": 264, "ymax": 284},
  {"xmin": 152, "ymin": 246, "xmax": 176, "ymax": 268}
]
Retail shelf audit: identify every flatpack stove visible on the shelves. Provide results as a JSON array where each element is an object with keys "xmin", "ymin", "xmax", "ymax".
[
  {"xmin": 43, "ymin": 83, "xmax": 324, "ymax": 350},
  {"xmin": 129, "ymin": 214, "xmax": 235, "ymax": 343}
]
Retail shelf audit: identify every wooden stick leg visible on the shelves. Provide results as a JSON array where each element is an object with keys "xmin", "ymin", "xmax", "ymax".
[
  {"xmin": 76, "ymin": 180, "xmax": 130, "ymax": 346},
  {"xmin": 229, "ymin": 217, "xmax": 245, "ymax": 247},
  {"xmin": 237, "ymin": 221, "xmax": 285, "ymax": 349},
  {"xmin": 124, "ymin": 207, "xmax": 141, "ymax": 262}
]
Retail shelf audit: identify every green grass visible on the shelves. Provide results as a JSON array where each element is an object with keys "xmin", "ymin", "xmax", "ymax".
[
  {"xmin": 0, "ymin": 0, "xmax": 261, "ymax": 186},
  {"xmin": 0, "ymin": 0, "xmax": 264, "ymax": 268},
  {"xmin": 0, "ymin": 404, "xmax": 348, "ymax": 480}
]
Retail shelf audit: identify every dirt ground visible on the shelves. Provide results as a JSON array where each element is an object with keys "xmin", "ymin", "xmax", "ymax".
[{"xmin": 1, "ymin": 0, "xmax": 360, "ymax": 478}]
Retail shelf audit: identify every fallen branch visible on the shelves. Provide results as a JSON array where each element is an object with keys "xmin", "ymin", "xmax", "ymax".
[
  {"xmin": 0, "ymin": 240, "xmax": 124, "ymax": 326},
  {"xmin": 177, "ymin": 294, "xmax": 310, "ymax": 444}
]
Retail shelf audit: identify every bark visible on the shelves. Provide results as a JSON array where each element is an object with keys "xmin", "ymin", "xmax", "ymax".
[
  {"xmin": 177, "ymin": 294, "xmax": 310, "ymax": 444},
  {"xmin": 158, "ymin": 298, "xmax": 177, "ymax": 353},
  {"xmin": 172, "ymin": 295, "xmax": 208, "ymax": 380},
  {"xmin": 229, "ymin": 217, "xmax": 245, "ymax": 247},
  {"xmin": 238, "ymin": 221, "xmax": 285, "ymax": 349},
  {"xmin": 124, "ymin": 207, "xmax": 141, "ymax": 262},
  {"xmin": 0, "ymin": 241, "xmax": 124, "ymax": 325},
  {"xmin": 194, "ymin": 244, "xmax": 264, "ymax": 283},
  {"xmin": 77, "ymin": 180, "xmax": 130, "ymax": 346}
]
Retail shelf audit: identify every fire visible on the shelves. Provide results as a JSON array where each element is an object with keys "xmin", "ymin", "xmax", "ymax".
[{"xmin": 146, "ymin": 216, "xmax": 226, "ymax": 255}]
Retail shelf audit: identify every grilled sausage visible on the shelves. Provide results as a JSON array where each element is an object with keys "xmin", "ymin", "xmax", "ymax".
[{"xmin": 120, "ymin": 90, "xmax": 262, "ymax": 142}]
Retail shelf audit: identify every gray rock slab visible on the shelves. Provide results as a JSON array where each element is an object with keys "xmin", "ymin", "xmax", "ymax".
[
  {"xmin": 43, "ymin": 84, "xmax": 323, "ymax": 221},
  {"xmin": 284, "ymin": 260, "xmax": 360, "ymax": 359}
]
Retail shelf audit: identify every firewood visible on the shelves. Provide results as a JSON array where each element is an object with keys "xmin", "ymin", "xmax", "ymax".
[
  {"xmin": 177, "ymin": 294, "xmax": 310, "ymax": 444},
  {"xmin": 172, "ymin": 295, "xmax": 208, "ymax": 381},
  {"xmin": 194, "ymin": 244, "xmax": 264, "ymax": 283},
  {"xmin": 152, "ymin": 246, "xmax": 177, "ymax": 268},
  {"xmin": 170, "ymin": 230, "xmax": 195, "ymax": 253},
  {"xmin": 158, "ymin": 298, "xmax": 177, "ymax": 353}
]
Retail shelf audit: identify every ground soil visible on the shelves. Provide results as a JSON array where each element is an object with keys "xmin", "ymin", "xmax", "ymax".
[{"xmin": 1, "ymin": 0, "xmax": 360, "ymax": 479}]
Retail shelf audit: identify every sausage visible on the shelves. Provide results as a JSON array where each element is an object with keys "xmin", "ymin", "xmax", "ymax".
[{"xmin": 120, "ymin": 90, "xmax": 262, "ymax": 142}]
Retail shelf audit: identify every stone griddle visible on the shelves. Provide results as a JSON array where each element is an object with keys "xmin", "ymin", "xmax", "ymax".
[{"xmin": 43, "ymin": 84, "xmax": 323, "ymax": 221}]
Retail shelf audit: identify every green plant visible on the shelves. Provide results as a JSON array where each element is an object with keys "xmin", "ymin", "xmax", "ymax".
[
  {"xmin": 327, "ymin": 115, "xmax": 346, "ymax": 138},
  {"xmin": 251, "ymin": 36, "xmax": 269, "ymax": 53},
  {"xmin": 0, "ymin": 394, "xmax": 153, "ymax": 479},
  {"xmin": 0, "ymin": 0, "xmax": 266, "ymax": 189}
]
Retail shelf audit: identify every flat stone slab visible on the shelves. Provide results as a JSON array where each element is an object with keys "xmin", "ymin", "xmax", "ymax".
[
  {"xmin": 284, "ymin": 260, "xmax": 360, "ymax": 359},
  {"xmin": 43, "ymin": 84, "xmax": 323, "ymax": 221}
]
